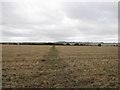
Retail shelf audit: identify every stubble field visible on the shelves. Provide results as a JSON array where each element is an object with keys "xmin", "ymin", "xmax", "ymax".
[{"xmin": 2, "ymin": 45, "xmax": 119, "ymax": 88}]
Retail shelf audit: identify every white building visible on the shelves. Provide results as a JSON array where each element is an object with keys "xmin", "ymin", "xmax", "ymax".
[{"xmin": 101, "ymin": 43, "xmax": 118, "ymax": 46}]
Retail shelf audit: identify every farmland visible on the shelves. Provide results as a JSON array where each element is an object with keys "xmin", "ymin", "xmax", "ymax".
[{"xmin": 2, "ymin": 45, "xmax": 119, "ymax": 88}]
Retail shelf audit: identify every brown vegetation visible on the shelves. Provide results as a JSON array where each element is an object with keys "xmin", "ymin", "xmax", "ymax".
[{"xmin": 2, "ymin": 45, "xmax": 119, "ymax": 88}]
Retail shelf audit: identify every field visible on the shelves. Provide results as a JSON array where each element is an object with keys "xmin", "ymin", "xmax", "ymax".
[{"xmin": 2, "ymin": 45, "xmax": 119, "ymax": 88}]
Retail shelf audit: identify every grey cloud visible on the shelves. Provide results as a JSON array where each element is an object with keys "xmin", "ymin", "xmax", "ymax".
[
  {"xmin": 62, "ymin": 2, "xmax": 117, "ymax": 24},
  {"xmin": 1, "ymin": 1, "xmax": 118, "ymax": 42},
  {"xmin": 2, "ymin": 2, "xmax": 63, "ymax": 27}
]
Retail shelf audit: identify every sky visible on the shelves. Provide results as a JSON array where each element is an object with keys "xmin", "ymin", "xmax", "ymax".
[{"xmin": 1, "ymin": 0, "xmax": 118, "ymax": 43}]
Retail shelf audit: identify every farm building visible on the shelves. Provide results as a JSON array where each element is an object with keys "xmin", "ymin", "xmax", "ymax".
[
  {"xmin": 101, "ymin": 43, "xmax": 118, "ymax": 46},
  {"xmin": 89, "ymin": 43, "xmax": 101, "ymax": 46},
  {"xmin": 89, "ymin": 43, "xmax": 119, "ymax": 46},
  {"xmin": 56, "ymin": 41, "xmax": 119, "ymax": 46}
]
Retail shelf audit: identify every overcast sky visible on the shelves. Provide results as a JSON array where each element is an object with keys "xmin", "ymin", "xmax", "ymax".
[{"xmin": 1, "ymin": 0, "xmax": 118, "ymax": 42}]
